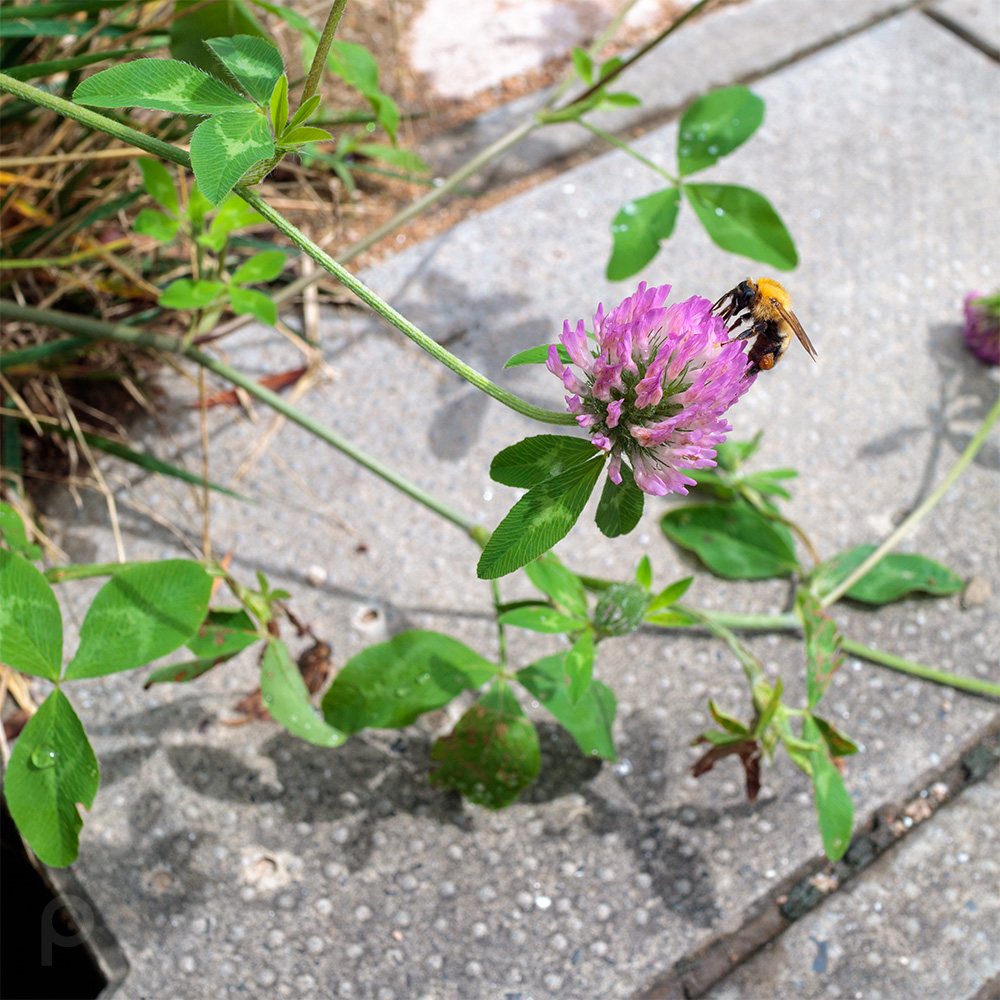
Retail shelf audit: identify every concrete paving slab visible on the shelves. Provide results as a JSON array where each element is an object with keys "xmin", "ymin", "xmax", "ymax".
[
  {"xmin": 405, "ymin": 0, "xmax": 673, "ymax": 100},
  {"xmin": 705, "ymin": 762, "xmax": 1000, "ymax": 1000},
  {"xmin": 929, "ymin": 0, "xmax": 1000, "ymax": 60},
  {"xmin": 27, "ymin": 8, "xmax": 1000, "ymax": 1000},
  {"xmin": 419, "ymin": 0, "xmax": 925, "ymax": 187}
]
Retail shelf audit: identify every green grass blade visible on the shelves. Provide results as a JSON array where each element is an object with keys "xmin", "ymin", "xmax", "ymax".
[
  {"xmin": 3, "ymin": 48, "xmax": 140, "ymax": 82},
  {"xmin": 0, "ymin": 336, "xmax": 93, "ymax": 371},
  {"xmin": 3, "ymin": 415, "xmax": 251, "ymax": 500}
]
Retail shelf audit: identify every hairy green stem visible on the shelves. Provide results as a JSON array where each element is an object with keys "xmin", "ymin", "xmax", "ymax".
[
  {"xmin": 545, "ymin": 0, "xmax": 644, "ymax": 107},
  {"xmin": 0, "ymin": 75, "xmax": 575, "ymax": 423},
  {"xmin": 45, "ymin": 561, "xmax": 143, "ymax": 583},
  {"xmin": 206, "ymin": 113, "xmax": 540, "ymax": 336},
  {"xmin": 345, "ymin": 116, "xmax": 539, "ymax": 262},
  {"xmin": 0, "ymin": 73, "xmax": 189, "ymax": 168},
  {"xmin": 188, "ymin": 347, "xmax": 478, "ymax": 530},
  {"xmin": 331, "ymin": 0, "xmax": 710, "ymax": 269},
  {"xmin": 820, "ymin": 393, "xmax": 1000, "ymax": 608},
  {"xmin": 2, "ymin": 302, "xmax": 184, "ymax": 352},
  {"xmin": 491, "ymin": 579, "xmax": 509, "ymax": 669},
  {"xmin": 841, "ymin": 638, "xmax": 1000, "ymax": 699},
  {"xmin": 688, "ymin": 609, "xmax": 798, "ymax": 632},
  {"xmin": 548, "ymin": 0, "xmax": 714, "ymax": 114},
  {"xmin": 301, "ymin": 0, "xmax": 349, "ymax": 106},
  {"xmin": 236, "ymin": 188, "xmax": 576, "ymax": 425},
  {"xmin": 0, "ymin": 301, "xmax": 479, "ymax": 535},
  {"xmin": 673, "ymin": 602, "xmax": 764, "ymax": 685},
  {"xmin": 0, "ymin": 337, "xmax": 96, "ymax": 371},
  {"xmin": 209, "ymin": 1, "xmax": 713, "ymax": 338},
  {"xmin": 575, "ymin": 119, "xmax": 677, "ymax": 182},
  {"xmin": 0, "ymin": 241, "xmax": 132, "ymax": 270},
  {"xmin": 670, "ymin": 605, "xmax": 999, "ymax": 699}
]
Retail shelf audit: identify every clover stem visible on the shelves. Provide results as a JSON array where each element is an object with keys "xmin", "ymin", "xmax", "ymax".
[
  {"xmin": 819, "ymin": 393, "xmax": 1000, "ymax": 608},
  {"xmin": 237, "ymin": 188, "xmax": 577, "ymax": 426},
  {"xmin": 574, "ymin": 119, "xmax": 678, "ymax": 184},
  {"xmin": 301, "ymin": 0, "xmax": 349, "ymax": 106},
  {"xmin": 0, "ymin": 302, "xmax": 481, "ymax": 536}
]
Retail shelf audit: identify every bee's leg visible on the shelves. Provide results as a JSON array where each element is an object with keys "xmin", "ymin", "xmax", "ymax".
[
  {"xmin": 713, "ymin": 296, "xmax": 743, "ymax": 324},
  {"xmin": 743, "ymin": 339, "xmax": 777, "ymax": 378},
  {"xmin": 729, "ymin": 323, "xmax": 754, "ymax": 342},
  {"xmin": 743, "ymin": 353, "xmax": 773, "ymax": 379}
]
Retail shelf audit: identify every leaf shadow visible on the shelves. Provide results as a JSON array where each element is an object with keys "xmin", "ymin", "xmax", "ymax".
[{"xmin": 857, "ymin": 322, "xmax": 999, "ymax": 506}]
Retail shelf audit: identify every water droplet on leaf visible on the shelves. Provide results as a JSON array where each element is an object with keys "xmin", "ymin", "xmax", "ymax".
[{"xmin": 31, "ymin": 744, "xmax": 58, "ymax": 769}]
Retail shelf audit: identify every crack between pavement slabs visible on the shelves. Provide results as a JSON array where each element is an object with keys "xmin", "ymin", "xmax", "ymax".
[{"xmin": 635, "ymin": 719, "xmax": 1000, "ymax": 999}]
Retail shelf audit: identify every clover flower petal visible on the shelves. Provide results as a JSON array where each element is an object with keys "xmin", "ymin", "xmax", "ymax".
[
  {"xmin": 553, "ymin": 282, "xmax": 751, "ymax": 496},
  {"xmin": 963, "ymin": 291, "xmax": 1000, "ymax": 366}
]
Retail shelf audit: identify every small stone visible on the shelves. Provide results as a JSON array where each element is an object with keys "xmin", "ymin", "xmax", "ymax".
[
  {"xmin": 961, "ymin": 576, "xmax": 990, "ymax": 609},
  {"xmin": 306, "ymin": 565, "xmax": 328, "ymax": 587}
]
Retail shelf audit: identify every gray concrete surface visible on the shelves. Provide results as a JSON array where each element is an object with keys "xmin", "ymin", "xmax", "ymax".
[
  {"xmin": 420, "ymin": 0, "xmax": 926, "ymax": 187},
  {"xmin": 25, "ymin": 4, "xmax": 1000, "ymax": 999},
  {"xmin": 706, "ymin": 765, "xmax": 1000, "ymax": 1000},
  {"xmin": 930, "ymin": 0, "xmax": 1000, "ymax": 59}
]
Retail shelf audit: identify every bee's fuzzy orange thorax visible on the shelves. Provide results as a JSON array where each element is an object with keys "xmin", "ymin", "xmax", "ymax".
[{"xmin": 754, "ymin": 277, "xmax": 791, "ymax": 308}]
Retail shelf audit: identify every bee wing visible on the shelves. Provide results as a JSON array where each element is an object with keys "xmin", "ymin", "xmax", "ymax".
[{"xmin": 775, "ymin": 301, "xmax": 817, "ymax": 361}]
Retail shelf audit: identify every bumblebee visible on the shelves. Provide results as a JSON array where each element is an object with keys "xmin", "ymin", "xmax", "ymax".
[{"xmin": 713, "ymin": 277, "xmax": 817, "ymax": 377}]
